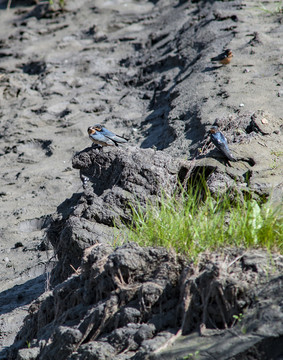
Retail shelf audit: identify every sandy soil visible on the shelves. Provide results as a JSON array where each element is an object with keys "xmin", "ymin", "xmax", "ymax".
[{"xmin": 0, "ymin": 0, "xmax": 282, "ymax": 355}]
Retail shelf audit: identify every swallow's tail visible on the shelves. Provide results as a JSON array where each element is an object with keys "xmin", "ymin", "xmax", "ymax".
[
  {"xmin": 218, "ymin": 143, "xmax": 236, "ymax": 161},
  {"xmin": 223, "ymin": 148, "xmax": 236, "ymax": 161}
]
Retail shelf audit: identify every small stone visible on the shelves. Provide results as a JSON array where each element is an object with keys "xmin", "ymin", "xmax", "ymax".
[
  {"xmin": 14, "ymin": 242, "xmax": 24, "ymax": 248},
  {"xmin": 17, "ymin": 347, "xmax": 40, "ymax": 360}
]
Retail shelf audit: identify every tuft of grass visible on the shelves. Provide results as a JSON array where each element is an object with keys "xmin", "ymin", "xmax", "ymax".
[
  {"xmin": 255, "ymin": 1, "xmax": 283, "ymax": 14},
  {"xmin": 183, "ymin": 351, "xmax": 200, "ymax": 360},
  {"xmin": 49, "ymin": 0, "xmax": 65, "ymax": 9},
  {"xmin": 124, "ymin": 185, "xmax": 282, "ymax": 260}
]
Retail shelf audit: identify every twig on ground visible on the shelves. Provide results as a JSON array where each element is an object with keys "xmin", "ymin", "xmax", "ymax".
[{"xmin": 7, "ymin": 0, "xmax": 12, "ymax": 10}]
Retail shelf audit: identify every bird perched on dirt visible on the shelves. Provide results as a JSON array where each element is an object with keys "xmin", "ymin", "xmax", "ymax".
[
  {"xmin": 88, "ymin": 124, "xmax": 128, "ymax": 147},
  {"xmin": 211, "ymin": 49, "xmax": 233, "ymax": 65},
  {"xmin": 209, "ymin": 126, "xmax": 236, "ymax": 161}
]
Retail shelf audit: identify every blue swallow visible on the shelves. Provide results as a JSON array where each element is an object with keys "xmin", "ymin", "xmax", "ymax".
[
  {"xmin": 209, "ymin": 126, "xmax": 236, "ymax": 161},
  {"xmin": 88, "ymin": 124, "xmax": 128, "ymax": 147}
]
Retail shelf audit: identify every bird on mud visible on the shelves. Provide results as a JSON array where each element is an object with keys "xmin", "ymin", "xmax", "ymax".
[
  {"xmin": 209, "ymin": 126, "xmax": 236, "ymax": 161},
  {"xmin": 88, "ymin": 124, "xmax": 128, "ymax": 147},
  {"xmin": 211, "ymin": 49, "xmax": 233, "ymax": 65}
]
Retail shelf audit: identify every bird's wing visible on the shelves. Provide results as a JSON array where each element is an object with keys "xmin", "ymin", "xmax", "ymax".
[
  {"xmin": 211, "ymin": 53, "xmax": 224, "ymax": 61},
  {"xmin": 211, "ymin": 133, "xmax": 235, "ymax": 161},
  {"xmin": 214, "ymin": 137, "xmax": 223, "ymax": 146},
  {"xmin": 212, "ymin": 133, "xmax": 227, "ymax": 147},
  {"xmin": 217, "ymin": 142, "xmax": 235, "ymax": 161},
  {"xmin": 102, "ymin": 128, "xmax": 127, "ymax": 143},
  {"xmin": 90, "ymin": 132, "xmax": 114, "ymax": 145}
]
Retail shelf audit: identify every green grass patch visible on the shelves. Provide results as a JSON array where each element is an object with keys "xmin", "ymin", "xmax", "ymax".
[
  {"xmin": 255, "ymin": 1, "xmax": 283, "ymax": 14},
  {"xmin": 123, "ymin": 185, "xmax": 282, "ymax": 260}
]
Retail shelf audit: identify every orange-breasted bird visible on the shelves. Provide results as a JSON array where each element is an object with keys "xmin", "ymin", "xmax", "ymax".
[
  {"xmin": 88, "ymin": 124, "xmax": 128, "ymax": 147},
  {"xmin": 211, "ymin": 49, "xmax": 233, "ymax": 65}
]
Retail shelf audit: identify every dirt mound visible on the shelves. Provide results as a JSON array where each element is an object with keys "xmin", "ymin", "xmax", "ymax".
[
  {"xmin": 10, "ymin": 244, "xmax": 283, "ymax": 359},
  {"xmin": 47, "ymin": 144, "xmax": 270, "ymax": 289},
  {"xmin": 47, "ymin": 145, "xmax": 185, "ymax": 286}
]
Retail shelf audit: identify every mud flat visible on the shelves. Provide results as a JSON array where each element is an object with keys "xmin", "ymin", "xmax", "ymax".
[{"xmin": 0, "ymin": 0, "xmax": 282, "ymax": 358}]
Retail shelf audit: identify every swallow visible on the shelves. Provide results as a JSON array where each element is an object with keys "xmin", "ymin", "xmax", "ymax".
[
  {"xmin": 211, "ymin": 49, "xmax": 233, "ymax": 65},
  {"xmin": 209, "ymin": 126, "xmax": 236, "ymax": 161},
  {"xmin": 88, "ymin": 124, "xmax": 128, "ymax": 147}
]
